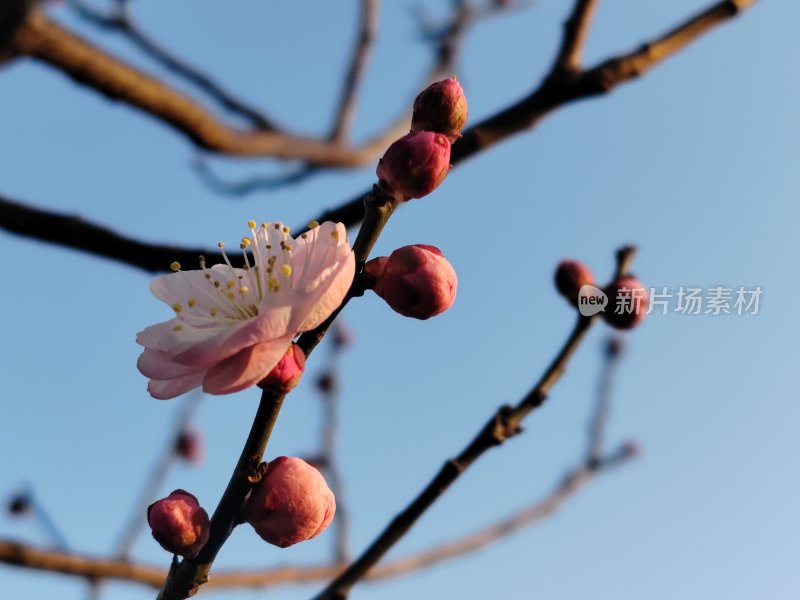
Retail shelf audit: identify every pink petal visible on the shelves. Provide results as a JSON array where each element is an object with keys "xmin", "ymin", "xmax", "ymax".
[
  {"xmin": 202, "ymin": 335, "xmax": 294, "ymax": 396},
  {"xmin": 147, "ymin": 373, "xmax": 205, "ymax": 400},
  {"xmin": 137, "ymin": 348, "xmax": 206, "ymax": 380}
]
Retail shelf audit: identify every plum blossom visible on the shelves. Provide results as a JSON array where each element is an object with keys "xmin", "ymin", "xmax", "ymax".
[{"xmin": 137, "ymin": 221, "xmax": 355, "ymax": 399}]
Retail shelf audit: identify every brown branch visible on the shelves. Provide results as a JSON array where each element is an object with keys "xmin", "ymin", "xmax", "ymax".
[
  {"xmin": 7, "ymin": 9, "xmax": 400, "ymax": 166},
  {"xmin": 1, "ymin": 1, "xmax": 756, "ymax": 268},
  {"xmin": 311, "ymin": 246, "xmax": 636, "ymax": 599},
  {"xmin": 0, "ymin": 446, "xmax": 636, "ymax": 590},
  {"xmin": 329, "ymin": 0, "xmax": 380, "ymax": 142},
  {"xmin": 66, "ymin": 0, "xmax": 279, "ymax": 130},
  {"xmin": 553, "ymin": 0, "xmax": 598, "ymax": 72}
]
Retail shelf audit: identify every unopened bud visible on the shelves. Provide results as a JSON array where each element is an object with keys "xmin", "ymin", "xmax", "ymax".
[
  {"xmin": 175, "ymin": 428, "xmax": 204, "ymax": 464},
  {"xmin": 147, "ymin": 490, "xmax": 210, "ymax": 558},
  {"xmin": 364, "ymin": 244, "xmax": 457, "ymax": 320},
  {"xmin": 376, "ymin": 132, "xmax": 451, "ymax": 202},
  {"xmin": 555, "ymin": 260, "xmax": 595, "ymax": 306},
  {"xmin": 241, "ymin": 457, "xmax": 335, "ymax": 548},
  {"xmin": 411, "ymin": 76, "xmax": 468, "ymax": 143},
  {"xmin": 257, "ymin": 343, "xmax": 306, "ymax": 394},
  {"xmin": 603, "ymin": 275, "xmax": 649, "ymax": 330}
]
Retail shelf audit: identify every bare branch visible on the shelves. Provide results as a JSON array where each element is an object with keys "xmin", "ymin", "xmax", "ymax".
[
  {"xmin": 330, "ymin": 0, "xmax": 380, "ymax": 142},
  {"xmin": 65, "ymin": 0, "xmax": 279, "ymax": 130},
  {"xmin": 553, "ymin": 0, "xmax": 599, "ymax": 72},
  {"xmin": 0, "ymin": 445, "xmax": 636, "ymax": 590},
  {"xmin": 191, "ymin": 157, "xmax": 318, "ymax": 197}
]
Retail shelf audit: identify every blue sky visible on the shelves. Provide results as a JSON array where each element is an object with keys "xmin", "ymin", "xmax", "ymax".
[{"xmin": 1, "ymin": 1, "xmax": 798, "ymax": 599}]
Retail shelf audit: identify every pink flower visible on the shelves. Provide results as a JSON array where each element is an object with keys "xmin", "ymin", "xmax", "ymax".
[
  {"xmin": 241, "ymin": 457, "xmax": 335, "ymax": 548},
  {"xmin": 411, "ymin": 76, "xmax": 468, "ymax": 143},
  {"xmin": 376, "ymin": 131, "xmax": 451, "ymax": 202},
  {"xmin": 147, "ymin": 490, "xmax": 210, "ymax": 558},
  {"xmin": 136, "ymin": 221, "xmax": 355, "ymax": 400},
  {"xmin": 364, "ymin": 244, "xmax": 457, "ymax": 319}
]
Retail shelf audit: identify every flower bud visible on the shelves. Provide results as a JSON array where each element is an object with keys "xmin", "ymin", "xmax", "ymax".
[
  {"xmin": 411, "ymin": 76, "xmax": 468, "ymax": 143},
  {"xmin": 241, "ymin": 457, "xmax": 335, "ymax": 548},
  {"xmin": 554, "ymin": 260, "xmax": 595, "ymax": 306},
  {"xmin": 147, "ymin": 490, "xmax": 210, "ymax": 558},
  {"xmin": 175, "ymin": 428, "xmax": 204, "ymax": 464},
  {"xmin": 376, "ymin": 131, "xmax": 451, "ymax": 202},
  {"xmin": 257, "ymin": 343, "xmax": 305, "ymax": 394},
  {"xmin": 603, "ymin": 275, "xmax": 649, "ymax": 330},
  {"xmin": 6, "ymin": 492, "xmax": 32, "ymax": 517},
  {"xmin": 364, "ymin": 244, "xmax": 457, "ymax": 320}
]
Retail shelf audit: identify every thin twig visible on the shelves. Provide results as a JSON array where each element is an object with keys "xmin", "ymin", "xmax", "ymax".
[
  {"xmin": 586, "ymin": 336, "xmax": 624, "ymax": 466},
  {"xmin": 1, "ymin": 1, "xmax": 755, "ymax": 259},
  {"xmin": 330, "ymin": 0, "xmax": 380, "ymax": 142},
  {"xmin": 553, "ymin": 0, "xmax": 598, "ymax": 72},
  {"xmin": 0, "ymin": 446, "xmax": 635, "ymax": 590},
  {"xmin": 191, "ymin": 157, "xmax": 317, "ymax": 197},
  {"xmin": 66, "ymin": 0, "xmax": 278, "ymax": 130},
  {"xmin": 112, "ymin": 391, "xmax": 202, "ymax": 559},
  {"xmin": 311, "ymin": 246, "xmax": 636, "ymax": 599}
]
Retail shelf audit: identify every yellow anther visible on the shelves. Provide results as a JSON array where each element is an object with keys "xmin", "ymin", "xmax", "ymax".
[
  {"xmin": 281, "ymin": 265, "xmax": 292, "ymax": 277},
  {"xmin": 300, "ymin": 233, "xmax": 307, "ymax": 239},
  {"xmin": 451, "ymin": 74, "xmax": 457, "ymax": 81},
  {"xmin": 213, "ymin": 280, "xmax": 221, "ymax": 287},
  {"xmin": 274, "ymin": 223, "xmax": 281, "ymax": 230},
  {"xmin": 172, "ymin": 303, "xmax": 183, "ymax": 313},
  {"xmin": 240, "ymin": 286, "xmax": 250, "ymax": 294},
  {"xmin": 170, "ymin": 261, "xmax": 181, "ymax": 272},
  {"xmin": 218, "ymin": 242, "xmax": 225, "ymax": 248},
  {"xmin": 308, "ymin": 220, "xmax": 320, "ymax": 229},
  {"xmin": 172, "ymin": 324, "xmax": 184, "ymax": 332},
  {"xmin": 226, "ymin": 291, "xmax": 235, "ymax": 300},
  {"xmin": 331, "ymin": 230, "xmax": 340, "ymax": 240},
  {"xmin": 282, "ymin": 226, "xmax": 290, "ymax": 234},
  {"xmin": 226, "ymin": 280, "xmax": 236, "ymax": 289},
  {"xmin": 268, "ymin": 276, "xmax": 280, "ymax": 291},
  {"xmin": 262, "ymin": 222, "xmax": 269, "ymax": 229},
  {"xmin": 241, "ymin": 237, "xmax": 251, "ymax": 246},
  {"xmin": 210, "ymin": 306, "xmax": 218, "ymax": 317},
  {"xmin": 284, "ymin": 243, "xmax": 293, "ymax": 251},
  {"xmin": 188, "ymin": 298, "xmax": 197, "ymax": 308},
  {"xmin": 205, "ymin": 273, "xmax": 211, "ymax": 279},
  {"xmin": 247, "ymin": 219, "xmax": 257, "ymax": 229}
]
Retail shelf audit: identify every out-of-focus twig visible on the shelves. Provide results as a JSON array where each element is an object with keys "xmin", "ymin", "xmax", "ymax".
[
  {"xmin": 329, "ymin": 0, "xmax": 380, "ymax": 143},
  {"xmin": 65, "ymin": 0, "xmax": 279, "ymax": 130},
  {"xmin": 191, "ymin": 157, "xmax": 317, "ymax": 197},
  {"xmin": 586, "ymin": 336, "xmax": 624, "ymax": 465},
  {"xmin": 112, "ymin": 391, "xmax": 202, "ymax": 559}
]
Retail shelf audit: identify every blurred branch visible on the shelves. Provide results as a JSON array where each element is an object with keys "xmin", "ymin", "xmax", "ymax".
[
  {"xmin": 553, "ymin": 0, "xmax": 598, "ymax": 72},
  {"xmin": 311, "ymin": 246, "xmax": 636, "ymax": 600},
  {"xmin": 112, "ymin": 392, "xmax": 202, "ymax": 559},
  {"xmin": 65, "ymin": 0, "xmax": 279, "ymax": 130},
  {"xmin": 587, "ymin": 337, "xmax": 624, "ymax": 466},
  {"xmin": 0, "ymin": 446, "xmax": 636, "ymax": 590},
  {"xmin": 329, "ymin": 0, "xmax": 380, "ymax": 142},
  {"xmin": 1, "ymin": 1, "xmax": 755, "ymax": 255},
  {"xmin": 191, "ymin": 157, "xmax": 318, "ymax": 197}
]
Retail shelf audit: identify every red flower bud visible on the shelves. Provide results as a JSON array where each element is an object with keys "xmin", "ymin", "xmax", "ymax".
[
  {"xmin": 147, "ymin": 490, "xmax": 210, "ymax": 558},
  {"xmin": 175, "ymin": 428, "xmax": 204, "ymax": 464},
  {"xmin": 554, "ymin": 260, "xmax": 595, "ymax": 305},
  {"xmin": 411, "ymin": 76, "xmax": 468, "ymax": 143},
  {"xmin": 364, "ymin": 244, "xmax": 457, "ymax": 320},
  {"xmin": 257, "ymin": 343, "xmax": 306, "ymax": 394},
  {"xmin": 603, "ymin": 275, "xmax": 649, "ymax": 330},
  {"xmin": 241, "ymin": 457, "xmax": 335, "ymax": 548},
  {"xmin": 376, "ymin": 132, "xmax": 451, "ymax": 202}
]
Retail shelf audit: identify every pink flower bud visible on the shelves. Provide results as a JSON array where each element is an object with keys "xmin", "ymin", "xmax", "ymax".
[
  {"xmin": 376, "ymin": 132, "xmax": 451, "ymax": 202},
  {"xmin": 175, "ymin": 428, "xmax": 204, "ymax": 464},
  {"xmin": 411, "ymin": 76, "xmax": 468, "ymax": 143},
  {"xmin": 554, "ymin": 260, "xmax": 595, "ymax": 305},
  {"xmin": 241, "ymin": 457, "xmax": 335, "ymax": 548},
  {"xmin": 257, "ymin": 343, "xmax": 305, "ymax": 394},
  {"xmin": 603, "ymin": 275, "xmax": 649, "ymax": 330},
  {"xmin": 364, "ymin": 244, "xmax": 457, "ymax": 320},
  {"xmin": 147, "ymin": 490, "xmax": 210, "ymax": 558}
]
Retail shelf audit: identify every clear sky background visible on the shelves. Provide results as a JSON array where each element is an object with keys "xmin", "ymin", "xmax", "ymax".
[{"xmin": 1, "ymin": 1, "xmax": 798, "ymax": 599}]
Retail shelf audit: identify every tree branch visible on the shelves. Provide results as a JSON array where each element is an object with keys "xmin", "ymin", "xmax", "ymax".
[
  {"xmin": 329, "ymin": 0, "xmax": 380, "ymax": 142},
  {"xmin": 65, "ymin": 0, "xmax": 279, "ymax": 130},
  {"xmin": 553, "ymin": 0, "xmax": 598, "ymax": 72},
  {"xmin": 1, "ymin": 1, "xmax": 756, "ymax": 267}
]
